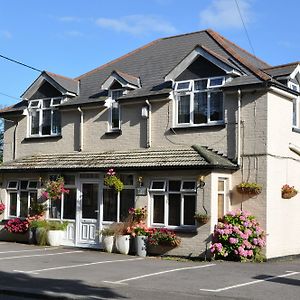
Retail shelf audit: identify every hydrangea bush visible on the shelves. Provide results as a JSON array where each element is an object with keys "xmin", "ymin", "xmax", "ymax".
[
  {"xmin": 210, "ymin": 210, "xmax": 266, "ymax": 261},
  {"xmin": 5, "ymin": 218, "xmax": 29, "ymax": 233}
]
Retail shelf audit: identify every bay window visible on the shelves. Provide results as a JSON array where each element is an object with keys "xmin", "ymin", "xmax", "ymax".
[
  {"xmin": 7, "ymin": 180, "xmax": 39, "ymax": 217},
  {"xmin": 174, "ymin": 77, "xmax": 224, "ymax": 127},
  {"xmin": 150, "ymin": 179, "xmax": 196, "ymax": 228},
  {"xmin": 28, "ymin": 97, "xmax": 62, "ymax": 137}
]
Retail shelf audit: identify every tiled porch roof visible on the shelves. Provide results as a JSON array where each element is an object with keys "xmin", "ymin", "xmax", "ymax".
[{"xmin": 0, "ymin": 145, "xmax": 237, "ymax": 172}]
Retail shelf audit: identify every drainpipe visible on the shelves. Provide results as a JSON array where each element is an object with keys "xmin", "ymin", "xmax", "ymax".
[
  {"xmin": 145, "ymin": 100, "xmax": 152, "ymax": 148},
  {"xmin": 77, "ymin": 107, "xmax": 83, "ymax": 152},
  {"xmin": 237, "ymin": 89, "xmax": 242, "ymax": 166},
  {"xmin": 13, "ymin": 121, "xmax": 18, "ymax": 160}
]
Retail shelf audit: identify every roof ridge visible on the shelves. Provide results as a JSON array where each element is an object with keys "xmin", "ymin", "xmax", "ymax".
[
  {"xmin": 114, "ymin": 69, "xmax": 139, "ymax": 80},
  {"xmin": 45, "ymin": 71, "xmax": 78, "ymax": 82},
  {"xmin": 206, "ymin": 29, "xmax": 271, "ymax": 68},
  {"xmin": 206, "ymin": 29, "xmax": 271, "ymax": 81},
  {"xmin": 160, "ymin": 29, "xmax": 209, "ymax": 40},
  {"xmin": 75, "ymin": 38, "xmax": 161, "ymax": 80},
  {"xmin": 262, "ymin": 61, "xmax": 300, "ymax": 70}
]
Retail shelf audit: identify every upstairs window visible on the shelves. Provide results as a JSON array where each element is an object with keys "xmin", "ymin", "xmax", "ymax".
[
  {"xmin": 108, "ymin": 89, "xmax": 123, "ymax": 132},
  {"xmin": 28, "ymin": 97, "xmax": 62, "ymax": 137},
  {"xmin": 288, "ymin": 82, "xmax": 300, "ymax": 129},
  {"xmin": 174, "ymin": 77, "xmax": 225, "ymax": 127}
]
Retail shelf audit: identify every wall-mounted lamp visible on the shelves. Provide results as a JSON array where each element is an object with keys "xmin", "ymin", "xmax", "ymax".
[
  {"xmin": 138, "ymin": 176, "xmax": 143, "ymax": 187},
  {"xmin": 197, "ymin": 175, "xmax": 206, "ymax": 189}
]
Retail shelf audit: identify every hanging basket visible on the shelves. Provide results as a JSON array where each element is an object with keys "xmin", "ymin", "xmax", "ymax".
[{"xmin": 236, "ymin": 182, "xmax": 262, "ymax": 196}]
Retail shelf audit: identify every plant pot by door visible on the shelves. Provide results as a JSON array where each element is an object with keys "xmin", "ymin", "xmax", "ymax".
[
  {"xmin": 115, "ymin": 235, "xmax": 130, "ymax": 255},
  {"xmin": 47, "ymin": 230, "xmax": 63, "ymax": 246},
  {"xmin": 103, "ymin": 235, "xmax": 114, "ymax": 253},
  {"xmin": 134, "ymin": 235, "xmax": 148, "ymax": 257}
]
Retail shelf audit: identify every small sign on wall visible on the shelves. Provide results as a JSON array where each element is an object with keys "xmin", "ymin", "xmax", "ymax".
[{"xmin": 136, "ymin": 187, "xmax": 147, "ymax": 196}]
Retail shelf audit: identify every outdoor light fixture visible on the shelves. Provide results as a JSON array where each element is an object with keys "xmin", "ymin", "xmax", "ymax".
[{"xmin": 197, "ymin": 175, "xmax": 206, "ymax": 189}]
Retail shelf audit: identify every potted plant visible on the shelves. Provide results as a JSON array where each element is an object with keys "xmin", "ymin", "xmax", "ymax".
[
  {"xmin": 236, "ymin": 182, "xmax": 262, "ymax": 195},
  {"xmin": 0, "ymin": 203, "xmax": 5, "ymax": 215},
  {"xmin": 104, "ymin": 169, "xmax": 124, "ymax": 192},
  {"xmin": 46, "ymin": 220, "xmax": 68, "ymax": 246},
  {"xmin": 100, "ymin": 226, "xmax": 116, "ymax": 253},
  {"xmin": 29, "ymin": 219, "xmax": 48, "ymax": 246},
  {"xmin": 147, "ymin": 228, "xmax": 181, "ymax": 256},
  {"xmin": 281, "ymin": 184, "xmax": 298, "ymax": 199},
  {"xmin": 194, "ymin": 212, "xmax": 210, "ymax": 225},
  {"xmin": 127, "ymin": 221, "xmax": 149, "ymax": 257},
  {"xmin": 128, "ymin": 206, "xmax": 147, "ymax": 223},
  {"xmin": 4, "ymin": 217, "xmax": 30, "ymax": 242},
  {"xmin": 113, "ymin": 221, "xmax": 131, "ymax": 255}
]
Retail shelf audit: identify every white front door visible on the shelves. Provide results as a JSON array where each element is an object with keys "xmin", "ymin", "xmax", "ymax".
[{"xmin": 77, "ymin": 182, "xmax": 101, "ymax": 248}]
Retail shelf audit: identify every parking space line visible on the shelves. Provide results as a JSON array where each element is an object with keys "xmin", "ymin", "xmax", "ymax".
[
  {"xmin": 103, "ymin": 263, "xmax": 216, "ymax": 285},
  {"xmin": 14, "ymin": 257, "xmax": 144, "ymax": 274},
  {"xmin": 0, "ymin": 250, "xmax": 83, "ymax": 261},
  {"xmin": 0, "ymin": 247, "xmax": 59, "ymax": 254},
  {"xmin": 200, "ymin": 271, "xmax": 300, "ymax": 292}
]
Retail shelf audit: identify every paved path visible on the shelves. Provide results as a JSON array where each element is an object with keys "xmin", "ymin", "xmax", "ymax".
[{"xmin": 0, "ymin": 242, "xmax": 299, "ymax": 299}]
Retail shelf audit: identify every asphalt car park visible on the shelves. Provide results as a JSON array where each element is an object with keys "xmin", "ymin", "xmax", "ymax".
[{"xmin": 0, "ymin": 242, "xmax": 299, "ymax": 299}]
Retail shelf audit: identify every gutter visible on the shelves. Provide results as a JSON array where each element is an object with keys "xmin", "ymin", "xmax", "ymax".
[
  {"xmin": 77, "ymin": 107, "xmax": 83, "ymax": 151},
  {"xmin": 145, "ymin": 100, "xmax": 152, "ymax": 148}
]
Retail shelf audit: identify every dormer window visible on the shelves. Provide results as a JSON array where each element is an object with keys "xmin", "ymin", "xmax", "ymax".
[
  {"xmin": 108, "ymin": 89, "xmax": 123, "ymax": 132},
  {"xmin": 174, "ymin": 76, "xmax": 224, "ymax": 127},
  {"xmin": 28, "ymin": 97, "xmax": 62, "ymax": 137}
]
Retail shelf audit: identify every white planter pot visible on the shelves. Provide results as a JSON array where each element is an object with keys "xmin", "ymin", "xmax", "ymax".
[
  {"xmin": 102, "ymin": 235, "xmax": 114, "ymax": 253},
  {"xmin": 134, "ymin": 235, "xmax": 148, "ymax": 257},
  {"xmin": 47, "ymin": 230, "xmax": 64, "ymax": 246},
  {"xmin": 115, "ymin": 235, "xmax": 130, "ymax": 255}
]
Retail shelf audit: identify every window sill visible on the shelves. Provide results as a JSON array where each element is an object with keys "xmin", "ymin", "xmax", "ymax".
[
  {"xmin": 22, "ymin": 135, "xmax": 62, "ymax": 142},
  {"xmin": 171, "ymin": 123, "xmax": 225, "ymax": 130},
  {"xmin": 292, "ymin": 127, "xmax": 300, "ymax": 133},
  {"xmin": 151, "ymin": 226, "xmax": 197, "ymax": 234},
  {"xmin": 105, "ymin": 129, "xmax": 122, "ymax": 135}
]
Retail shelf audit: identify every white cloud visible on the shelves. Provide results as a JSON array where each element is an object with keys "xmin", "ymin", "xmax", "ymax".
[
  {"xmin": 64, "ymin": 30, "xmax": 84, "ymax": 37},
  {"xmin": 58, "ymin": 16, "xmax": 82, "ymax": 22},
  {"xmin": 95, "ymin": 15, "xmax": 177, "ymax": 36},
  {"xmin": 0, "ymin": 30, "xmax": 12, "ymax": 39},
  {"xmin": 199, "ymin": 0, "xmax": 253, "ymax": 29}
]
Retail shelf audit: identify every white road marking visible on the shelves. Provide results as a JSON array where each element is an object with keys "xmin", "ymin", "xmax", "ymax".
[
  {"xmin": 0, "ymin": 247, "xmax": 59, "ymax": 254},
  {"xmin": 103, "ymin": 263, "xmax": 216, "ymax": 285},
  {"xmin": 14, "ymin": 257, "xmax": 144, "ymax": 274},
  {"xmin": 0, "ymin": 250, "xmax": 83, "ymax": 261},
  {"xmin": 200, "ymin": 271, "xmax": 300, "ymax": 292}
]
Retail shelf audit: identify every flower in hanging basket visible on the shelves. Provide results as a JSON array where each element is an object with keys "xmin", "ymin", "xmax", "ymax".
[
  {"xmin": 0, "ymin": 203, "xmax": 5, "ymax": 214},
  {"xmin": 42, "ymin": 177, "xmax": 69, "ymax": 200},
  {"xmin": 236, "ymin": 182, "xmax": 262, "ymax": 195},
  {"xmin": 281, "ymin": 184, "xmax": 298, "ymax": 199},
  {"xmin": 194, "ymin": 212, "xmax": 210, "ymax": 224},
  {"xmin": 104, "ymin": 169, "xmax": 124, "ymax": 192}
]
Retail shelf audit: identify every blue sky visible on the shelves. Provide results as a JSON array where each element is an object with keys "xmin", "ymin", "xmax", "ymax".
[{"xmin": 0, "ymin": 0, "xmax": 300, "ymax": 106}]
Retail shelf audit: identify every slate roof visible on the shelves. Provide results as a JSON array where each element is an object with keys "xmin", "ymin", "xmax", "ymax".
[
  {"xmin": 263, "ymin": 62, "xmax": 300, "ymax": 79},
  {"xmin": 0, "ymin": 145, "xmax": 237, "ymax": 171}
]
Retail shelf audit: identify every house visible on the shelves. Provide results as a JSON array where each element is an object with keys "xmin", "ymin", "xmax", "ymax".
[{"xmin": 1, "ymin": 29, "xmax": 300, "ymax": 259}]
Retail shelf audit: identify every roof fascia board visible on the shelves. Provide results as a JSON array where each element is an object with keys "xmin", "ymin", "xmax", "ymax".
[
  {"xmin": 164, "ymin": 47, "xmax": 240, "ymax": 81},
  {"xmin": 268, "ymin": 86, "xmax": 297, "ymax": 100},
  {"xmin": 22, "ymin": 73, "xmax": 67, "ymax": 100},
  {"xmin": 289, "ymin": 64, "xmax": 300, "ymax": 80},
  {"xmin": 101, "ymin": 73, "xmax": 138, "ymax": 90}
]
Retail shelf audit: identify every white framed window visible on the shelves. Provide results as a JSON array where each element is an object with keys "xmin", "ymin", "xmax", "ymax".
[
  {"xmin": 103, "ymin": 174, "xmax": 135, "ymax": 222},
  {"xmin": 217, "ymin": 177, "xmax": 229, "ymax": 220},
  {"xmin": 49, "ymin": 174, "xmax": 76, "ymax": 220},
  {"xmin": 108, "ymin": 89, "xmax": 123, "ymax": 132},
  {"xmin": 288, "ymin": 82, "xmax": 300, "ymax": 129},
  {"xmin": 150, "ymin": 179, "xmax": 196, "ymax": 228},
  {"xmin": 28, "ymin": 97, "xmax": 62, "ymax": 137},
  {"xmin": 174, "ymin": 77, "xmax": 225, "ymax": 127},
  {"xmin": 6, "ymin": 180, "xmax": 38, "ymax": 218}
]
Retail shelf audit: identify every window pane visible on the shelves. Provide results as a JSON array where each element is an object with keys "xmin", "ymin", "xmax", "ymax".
[
  {"xmin": 178, "ymin": 95, "xmax": 190, "ymax": 124},
  {"xmin": 210, "ymin": 92, "xmax": 223, "ymax": 121},
  {"xmin": 168, "ymin": 194, "xmax": 181, "ymax": 226},
  {"xmin": 194, "ymin": 79, "xmax": 207, "ymax": 91},
  {"xmin": 218, "ymin": 194, "xmax": 224, "ymax": 220},
  {"xmin": 52, "ymin": 98, "xmax": 62, "ymax": 106},
  {"xmin": 184, "ymin": 195, "xmax": 196, "ymax": 225},
  {"xmin": 63, "ymin": 188, "xmax": 76, "ymax": 219},
  {"xmin": 111, "ymin": 105, "xmax": 120, "ymax": 129},
  {"xmin": 31, "ymin": 111, "xmax": 40, "ymax": 135},
  {"xmin": 153, "ymin": 195, "xmax": 164, "ymax": 224},
  {"xmin": 209, "ymin": 77, "xmax": 224, "ymax": 87},
  {"xmin": 120, "ymin": 189, "xmax": 135, "ymax": 221},
  {"xmin": 62, "ymin": 175, "xmax": 76, "ymax": 186},
  {"xmin": 169, "ymin": 181, "xmax": 181, "ymax": 192},
  {"xmin": 29, "ymin": 100, "xmax": 40, "ymax": 108},
  {"xmin": 52, "ymin": 110, "xmax": 61, "ymax": 134},
  {"xmin": 119, "ymin": 175, "xmax": 134, "ymax": 186},
  {"xmin": 293, "ymin": 99, "xmax": 297, "ymax": 127},
  {"xmin": 7, "ymin": 181, "xmax": 18, "ymax": 189},
  {"xmin": 111, "ymin": 90, "xmax": 123, "ymax": 100},
  {"xmin": 194, "ymin": 92, "xmax": 207, "ymax": 124},
  {"xmin": 182, "ymin": 181, "xmax": 196, "ymax": 190},
  {"xmin": 29, "ymin": 192, "xmax": 37, "ymax": 210},
  {"xmin": 28, "ymin": 181, "xmax": 38, "ymax": 189},
  {"xmin": 176, "ymin": 82, "xmax": 190, "ymax": 91},
  {"xmin": 103, "ymin": 189, "xmax": 117, "ymax": 222},
  {"xmin": 82, "ymin": 183, "xmax": 98, "ymax": 219},
  {"xmin": 151, "ymin": 181, "xmax": 165, "ymax": 190},
  {"xmin": 20, "ymin": 181, "xmax": 28, "ymax": 190},
  {"xmin": 218, "ymin": 180, "xmax": 225, "ymax": 191},
  {"xmin": 9, "ymin": 193, "xmax": 17, "ymax": 216},
  {"xmin": 20, "ymin": 192, "xmax": 28, "ymax": 217},
  {"xmin": 42, "ymin": 110, "xmax": 51, "ymax": 135},
  {"xmin": 43, "ymin": 99, "xmax": 51, "ymax": 108},
  {"xmin": 49, "ymin": 198, "xmax": 61, "ymax": 219}
]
